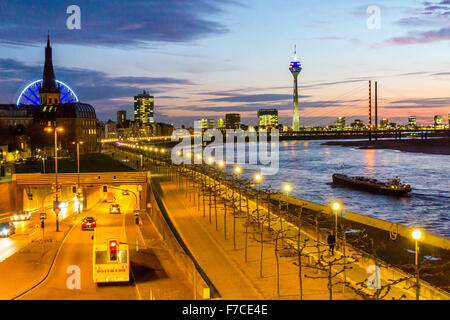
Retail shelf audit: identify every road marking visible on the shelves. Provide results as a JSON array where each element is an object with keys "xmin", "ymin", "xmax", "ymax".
[{"xmin": 119, "ymin": 192, "xmax": 143, "ymax": 300}]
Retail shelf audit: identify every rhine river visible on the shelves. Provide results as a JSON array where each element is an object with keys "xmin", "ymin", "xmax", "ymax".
[{"xmin": 229, "ymin": 140, "xmax": 450, "ymax": 238}]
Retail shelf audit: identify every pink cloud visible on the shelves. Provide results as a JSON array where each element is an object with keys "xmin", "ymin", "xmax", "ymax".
[{"xmin": 385, "ymin": 27, "xmax": 450, "ymax": 45}]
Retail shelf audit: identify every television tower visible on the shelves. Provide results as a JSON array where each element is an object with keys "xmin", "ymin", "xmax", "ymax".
[{"xmin": 289, "ymin": 45, "xmax": 302, "ymax": 131}]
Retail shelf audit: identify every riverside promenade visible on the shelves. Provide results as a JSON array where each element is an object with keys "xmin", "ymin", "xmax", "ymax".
[{"xmin": 107, "ymin": 145, "xmax": 449, "ymax": 300}]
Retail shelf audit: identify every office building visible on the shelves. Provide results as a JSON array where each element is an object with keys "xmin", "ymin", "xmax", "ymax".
[
  {"xmin": 117, "ymin": 110, "xmax": 126, "ymax": 126},
  {"xmin": 225, "ymin": 113, "xmax": 241, "ymax": 129},
  {"xmin": 134, "ymin": 90, "xmax": 155, "ymax": 127},
  {"xmin": 434, "ymin": 115, "xmax": 443, "ymax": 128},
  {"xmin": 194, "ymin": 118, "xmax": 215, "ymax": 130},
  {"xmin": 408, "ymin": 116, "xmax": 417, "ymax": 127},
  {"xmin": 258, "ymin": 109, "xmax": 278, "ymax": 128}
]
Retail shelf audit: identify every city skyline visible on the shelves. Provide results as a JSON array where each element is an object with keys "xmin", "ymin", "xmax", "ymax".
[{"xmin": 0, "ymin": 0, "xmax": 449, "ymax": 127}]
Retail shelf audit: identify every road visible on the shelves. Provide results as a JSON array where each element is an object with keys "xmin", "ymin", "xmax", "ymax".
[{"xmin": 18, "ymin": 190, "xmax": 140, "ymax": 300}]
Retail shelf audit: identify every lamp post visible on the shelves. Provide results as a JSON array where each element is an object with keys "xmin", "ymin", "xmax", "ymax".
[
  {"xmin": 331, "ymin": 201, "xmax": 341, "ymax": 244},
  {"xmin": 45, "ymin": 126, "xmax": 63, "ymax": 232},
  {"xmin": 207, "ymin": 156, "xmax": 214, "ymax": 224},
  {"xmin": 216, "ymin": 161, "xmax": 225, "ymax": 231},
  {"xmin": 412, "ymin": 228, "xmax": 422, "ymax": 300},
  {"xmin": 255, "ymin": 173, "xmax": 262, "ymax": 223},
  {"xmin": 72, "ymin": 140, "xmax": 83, "ymax": 214},
  {"xmin": 233, "ymin": 165, "xmax": 242, "ymax": 250}
]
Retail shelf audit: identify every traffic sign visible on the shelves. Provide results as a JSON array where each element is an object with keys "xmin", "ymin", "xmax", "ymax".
[
  {"xmin": 40, "ymin": 212, "xmax": 47, "ymax": 220},
  {"xmin": 133, "ymin": 210, "xmax": 140, "ymax": 217},
  {"xmin": 54, "ymin": 208, "xmax": 60, "ymax": 215}
]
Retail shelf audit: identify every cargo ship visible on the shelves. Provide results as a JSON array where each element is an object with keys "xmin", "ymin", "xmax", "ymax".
[{"xmin": 332, "ymin": 173, "xmax": 411, "ymax": 195}]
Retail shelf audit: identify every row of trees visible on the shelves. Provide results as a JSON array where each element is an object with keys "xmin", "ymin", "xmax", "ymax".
[{"xmin": 111, "ymin": 144, "xmax": 448, "ymax": 300}]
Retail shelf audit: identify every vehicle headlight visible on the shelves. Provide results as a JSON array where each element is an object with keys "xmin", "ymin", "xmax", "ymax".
[
  {"xmin": 20, "ymin": 215, "xmax": 24, "ymax": 220},
  {"xmin": 13, "ymin": 215, "xmax": 18, "ymax": 220}
]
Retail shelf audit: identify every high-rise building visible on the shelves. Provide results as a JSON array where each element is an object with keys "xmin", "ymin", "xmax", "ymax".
[
  {"xmin": 117, "ymin": 110, "xmax": 126, "ymax": 126},
  {"xmin": 408, "ymin": 116, "xmax": 417, "ymax": 127},
  {"xmin": 333, "ymin": 117, "xmax": 346, "ymax": 130},
  {"xmin": 194, "ymin": 118, "xmax": 215, "ymax": 130},
  {"xmin": 380, "ymin": 118, "xmax": 388, "ymax": 129},
  {"xmin": 217, "ymin": 118, "xmax": 225, "ymax": 129},
  {"xmin": 289, "ymin": 45, "xmax": 302, "ymax": 131},
  {"xmin": 434, "ymin": 115, "xmax": 443, "ymax": 128},
  {"xmin": 351, "ymin": 119, "xmax": 364, "ymax": 129},
  {"xmin": 134, "ymin": 90, "xmax": 154, "ymax": 127},
  {"xmin": 225, "ymin": 113, "xmax": 241, "ymax": 129},
  {"xmin": 258, "ymin": 109, "xmax": 278, "ymax": 128}
]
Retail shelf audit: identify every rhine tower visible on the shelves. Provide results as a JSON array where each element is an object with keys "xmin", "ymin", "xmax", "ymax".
[{"xmin": 289, "ymin": 45, "xmax": 302, "ymax": 131}]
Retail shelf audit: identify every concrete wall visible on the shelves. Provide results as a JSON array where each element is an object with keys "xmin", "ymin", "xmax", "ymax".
[
  {"xmin": 0, "ymin": 182, "xmax": 16, "ymax": 213},
  {"xmin": 270, "ymin": 194, "xmax": 450, "ymax": 251}
]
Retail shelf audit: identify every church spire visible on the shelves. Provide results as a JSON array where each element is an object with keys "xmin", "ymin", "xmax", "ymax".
[{"xmin": 39, "ymin": 33, "xmax": 60, "ymax": 105}]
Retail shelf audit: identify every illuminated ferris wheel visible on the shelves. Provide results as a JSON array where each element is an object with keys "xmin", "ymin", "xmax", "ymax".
[{"xmin": 16, "ymin": 79, "xmax": 79, "ymax": 106}]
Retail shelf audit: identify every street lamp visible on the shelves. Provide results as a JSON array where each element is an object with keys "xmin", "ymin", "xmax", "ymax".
[
  {"xmin": 331, "ymin": 201, "xmax": 341, "ymax": 242},
  {"xmin": 255, "ymin": 173, "xmax": 262, "ymax": 222},
  {"xmin": 283, "ymin": 183, "xmax": 292, "ymax": 215},
  {"xmin": 45, "ymin": 126, "xmax": 64, "ymax": 232},
  {"xmin": 72, "ymin": 140, "xmax": 84, "ymax": 214},
  {"xmin": 412, "ymin": 228, "xmax": 422, "ymax": 300}
]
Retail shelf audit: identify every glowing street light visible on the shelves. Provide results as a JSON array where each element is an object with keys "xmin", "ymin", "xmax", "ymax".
[
  {"xmin": 283, "ymin": 183, "xmax": 292, "ymax": 196},
  {"xmin": 218, "ymin": 161, "xmax": 225, "ymax": 169},
  {"xmin": 332, "ymin": 202, "xmax": 341, "ymax": 211},
  {"xmin": 234, "ymin": 166, "xmax": 241, "ymax": 175},
  {"xmin": 331, "ymin": 201, "xmax": 342, "ymax": 240},
  {"xmin": 207, "ymin": 156, "xmax": 214, "ymax": 164}
]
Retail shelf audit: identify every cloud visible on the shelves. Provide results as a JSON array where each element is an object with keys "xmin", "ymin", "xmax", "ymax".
[
  {"xmin": 202, "ymin": 93, "xmax": 310, "ymax": 103},
  {"xmin": 0, "ymin": 57, "xmax": 194, "ymax": 108},
  {"xmin": 431, "ymin": 72, "xmax": 450, "ymax": 76},
  {"xmin": 0, "ymin": 0, "xmax": 234, "ymax": 47},
  {"xmin": 384, "ymin": 27, "xmax": 450, "ymax": 46},
  {"xmin": 383, "ymin": 97, "xmax": 450, "ymax": 109}
]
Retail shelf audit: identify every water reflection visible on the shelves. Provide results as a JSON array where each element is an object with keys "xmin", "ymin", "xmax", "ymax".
[{"xmin": 237, "ymin": 140, "xmax": 450, "ymax": 238}]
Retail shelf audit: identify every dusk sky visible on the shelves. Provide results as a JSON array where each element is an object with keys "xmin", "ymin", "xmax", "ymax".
[{"xmin": 0, "ymin": 0, "xmax": 449, "ymax": 127}]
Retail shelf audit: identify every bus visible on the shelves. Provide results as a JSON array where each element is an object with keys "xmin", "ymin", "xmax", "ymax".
[{"xmin": 93, "ymin": 227, "xmax": 129, "ymax": 283}]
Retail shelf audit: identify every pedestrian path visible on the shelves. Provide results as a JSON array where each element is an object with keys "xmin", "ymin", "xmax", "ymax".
[
  {"xmin": 158, "ymin": 181, "xmax": 264, "ymax": 299},
  {"xmin": 158, "ymin": 177, "xmax": 420, "ymax": 300}
]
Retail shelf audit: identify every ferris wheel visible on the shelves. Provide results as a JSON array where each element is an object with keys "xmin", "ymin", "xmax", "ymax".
[{"xmin": 16, "ymin": 79, "xmax": 79, "ymax": 106}]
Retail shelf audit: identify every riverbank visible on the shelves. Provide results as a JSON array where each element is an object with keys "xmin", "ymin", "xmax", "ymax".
[{"xmin": 322, "ymin": 138, "xmax": 450, "ymax": 155}]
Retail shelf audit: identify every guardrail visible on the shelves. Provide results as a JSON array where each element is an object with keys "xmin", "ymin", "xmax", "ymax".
[
  {"xmin": 148, "ymin": 179, "xmax": 217, "ymax": 299},
  {"xmin": 13, "ymin": 172, "xmax": 148, "ymax": 186}
]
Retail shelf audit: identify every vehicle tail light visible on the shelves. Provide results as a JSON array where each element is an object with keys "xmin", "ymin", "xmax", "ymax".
[{"xmin": 109, "ymin": 239, "xmax": 118, "ymax": 261}]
